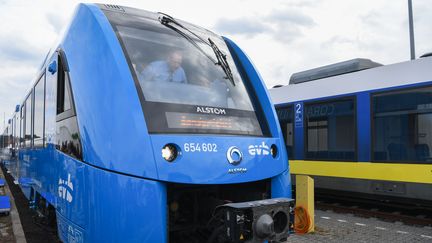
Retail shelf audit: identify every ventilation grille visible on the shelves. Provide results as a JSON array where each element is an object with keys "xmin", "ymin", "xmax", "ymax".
[{"xmin": 103, "ymin": 4, "xmax": 125, "ymax": 12}]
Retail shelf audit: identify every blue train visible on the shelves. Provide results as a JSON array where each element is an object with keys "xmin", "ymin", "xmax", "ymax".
[
  {"xmin": 271, "ymin": 57, "xmax": 432, "ymax": 204},
  {"xmin": 0, "ymin": 3, "xmax": 293, "ymax": 243}
]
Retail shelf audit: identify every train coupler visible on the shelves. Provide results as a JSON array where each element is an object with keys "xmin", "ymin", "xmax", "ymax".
[{"xmin": 216, "ymin": 198, "xmax": 294, "ymax": 243}]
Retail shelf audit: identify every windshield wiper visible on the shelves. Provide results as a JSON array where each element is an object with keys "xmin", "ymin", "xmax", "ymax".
[
  {"xmin": 208, "ymin": 38, "xmax": 234, "ymax": 86},
  {"xmin": 158, "ymin": 13, "xmax": 235, "ymax": 86}
]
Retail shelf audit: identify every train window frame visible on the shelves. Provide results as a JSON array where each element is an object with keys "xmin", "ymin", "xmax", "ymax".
[
  {"xmin": 56, "ymin": 51, "xmax": 76, "ymax": 122},
  {"xmin": 276, "ymin": 104, "xmax": 295, "ymax": 159},
  {"xmin": 33, "ymin": 72, "xmax": 46, "ymax": 147},
  {"xmin": 371, "ymin": 84, "xmax": 432, "ymax": 164},
  {"xmin": 24, "ymin": 91, "xmax": 33, "ymax": 148},
  {"xmin": 52, "ymin": 49, "xmax": 83, "ymax": 161},
  {"xmin": 303, "ymin": 96, "xmax": 358, "ymax": 162},
  {"xmin": 20, "ymin": 104, "xmax": 25, "ymax": 147},
  {"xmin": 11, "ymin": 115, "xmax": 15, "ymax": 149},
  {"xmin": 15, "ymin": 113, "xmax": 19, "ymax": 149}
]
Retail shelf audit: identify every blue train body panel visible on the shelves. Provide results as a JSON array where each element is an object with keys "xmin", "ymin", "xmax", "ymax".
[
  {"xmin": 55, "ymin": 156, "xmax": 167, "ymax": 242},
  {"xmin": 62, "ymin": 4, "xmax": 158, "ymax": 178},
  {"xmin": 2, "ymin": 3, "xmax": 292, "ymax": 242}
]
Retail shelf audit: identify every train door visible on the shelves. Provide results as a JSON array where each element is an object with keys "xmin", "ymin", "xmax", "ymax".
[
  {"xmin": 46, "ymin": 51, "xmax": 84, "ymax": 238},
  {"xmin": 44, "ymin": 50, "xmax": 82, "ymax": 207}
]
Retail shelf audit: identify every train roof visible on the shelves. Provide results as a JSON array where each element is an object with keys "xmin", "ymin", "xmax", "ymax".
[
  {"xmin": 289, "ymin": 58, "xmax": 383, "ymax": 85},
  {"xmin": 270, "ymin": 56, "xmax": 432, "ymax": 104}
]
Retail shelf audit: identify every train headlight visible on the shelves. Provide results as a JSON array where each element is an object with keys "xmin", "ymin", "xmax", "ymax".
[
  {"xmin": 270, "ymin": 144, "xmax": 278, "ymax": 158},
  {"xmin": 162, "ymin": 144, "xmax": 178, "ymax": 162}
]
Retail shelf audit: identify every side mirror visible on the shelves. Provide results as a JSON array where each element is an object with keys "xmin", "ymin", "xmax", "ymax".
[{"xmin": 48, "ymin": 60, "xmax": 57, "ymax": 74}]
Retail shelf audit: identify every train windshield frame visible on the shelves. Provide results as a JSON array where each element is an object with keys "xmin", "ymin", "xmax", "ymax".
[{"xmin": 103, "ymin": 9, "xmax": 266, "ymax": 136}]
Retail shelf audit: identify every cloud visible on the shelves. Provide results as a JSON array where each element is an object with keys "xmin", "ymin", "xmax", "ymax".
[
  {"xmin": 321, "ymin": 36, "xmax": 355, "ymax": 48},
  {"xmin": 282, "ymin": 0, "xmax": 322, "ymax": 8},
  {"xmin": 0, "ymin": 36, "xmax": 41, "ymax": 63},
  {"xmin": 266, "ymin": 9, "xmax": 315, "ymax": 27},
  {"xmin": 359, "ymin": 11, "xmax": 383, "ymax": 28},
  {"xmin": 0, "ymin": 65, "xmax": 36, "ymax": 119},
  {"xmin": 214, "ymin": 7, "xmax": 315, "ymax": 43},
  {"xmin": 214, "ymin": 17, "xmax": 268, "ymax": 37},
  {"xmin": 46, "ymin": 12, "xmax": 66, "ymax": 34}
]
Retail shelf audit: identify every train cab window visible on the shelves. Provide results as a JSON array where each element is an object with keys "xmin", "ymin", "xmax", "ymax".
[
  {"xmin": 305, "ymin": 99, "xmax": 356, "ymax": 161},
  {"xmin": 57, "ymin": 58, "xmax": 72, "ymax": 115},
  {"xmin": 373, "ymin": 86, "xmax": 432, "ymax": 163},
  {"xmin": 276, "ymin": 106, "xmax": 294, "ymax": 158},
  {"xmin": 64, "ymin": 81, "xmax": 71, "ymax": 111},
  {"xmin": 24, "ymin": 93, "xmax": 33, "ymax": 147},
  {"xmin": 54, "ymin": 53, "xmax": 82, "ymax": 160},
  {"xmin": 33, "ymin": 74, "xmax": 45, "ymax": 147}
]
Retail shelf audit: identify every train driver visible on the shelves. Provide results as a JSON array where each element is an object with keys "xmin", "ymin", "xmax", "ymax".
[{"xmin": 139, "ymin": 50, "xmax": 188, "ymax": 84}]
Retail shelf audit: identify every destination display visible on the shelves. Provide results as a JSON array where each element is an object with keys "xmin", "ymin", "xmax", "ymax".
[{"xmin": 165, "ymin": 112, "xmax": 260, "ymax": 134}]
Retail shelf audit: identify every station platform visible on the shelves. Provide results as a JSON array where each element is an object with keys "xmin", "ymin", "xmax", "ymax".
[
  {"xmin": 0, "ymin": 165, "xmax": 25, "ymax": 243},
  {"xmin": 289, "ymin": 209, "xmax": 432, "ymax": 242}
]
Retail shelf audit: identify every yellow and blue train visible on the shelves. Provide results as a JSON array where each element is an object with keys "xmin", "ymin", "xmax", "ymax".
[
  {"xmin": 271, "ymin": 57, "xmax": 432, "ymax": 205},
  {"xmin": 0, "ymin": 3, "xmax": 293, "ymax": 243}
]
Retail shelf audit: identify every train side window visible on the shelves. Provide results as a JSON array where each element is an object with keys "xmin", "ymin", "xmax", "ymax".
[
  {"xmin": 5, "ymin": 126, "xmax": 10, "ymax": 149},
  {"xmin": 372, "ymin": 86, "xmax": 432, "ymax": 163},
  {"xmin": 33, "ymin": 73, "xmax": 46, "ymax": 147},
  {"xmin": 276, "ymin": 106, "xmax": 295, "ymax": 159},
  {"xmin": 15, "ymin": 114, "xmax": 19, "ymax": 149},
  {"xmin": 11, "ymin": 118, "xmax": 14, "ymax": 149},
  {"xmin": 12, "ymin": 115, "xmax": 17, "ymax": 150},
  {"xmin": 57, "ymin": 56, "xmax": 72, "ymax": 116},
  {"xmin": 20, "ymin": 105, "xmax": 24, "ymax": 146},
  {"xmin": 7, "ymin": 127, "xmax": 10, "ymax": 149},
  {"xmin": 305, "ymin": 98, "xmax": 356, "ymax": 161},
  {"xmin": 2, "ymin": 129, "xmax": 7, "ymax": 149},
  {"xmin": 54, "ymin": 52, "xmax": 83, "ymax": 160},
  {"xmin": 24, "ymin": 92, "xmax": 33, "ymax": 147},
  {"xmin": 0, "ymin": 130, "xmax": 4, "ymax": 149}
]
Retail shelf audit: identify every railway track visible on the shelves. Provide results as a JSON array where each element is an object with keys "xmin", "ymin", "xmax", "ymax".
[
  {"xmin": 315, "ymin": 192, "xmax": 432, "ymax": 227},
  {"xmin": 1, "ymin": 164, "xmax": 61, "ymax": 243}
]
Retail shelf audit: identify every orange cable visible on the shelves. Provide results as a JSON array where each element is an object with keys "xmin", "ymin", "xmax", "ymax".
[{"xmin": 294, "ymin": 206, "xmax": 312, "ymax": 234}]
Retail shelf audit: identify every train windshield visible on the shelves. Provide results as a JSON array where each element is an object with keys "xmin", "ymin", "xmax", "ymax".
[
  {"xmin": 118, "ymin": 26, "xmax": 253, "ymax": 110},
  {"xmin": 105, "ymin": 10, "xmax": 265, "ymax": 136}
]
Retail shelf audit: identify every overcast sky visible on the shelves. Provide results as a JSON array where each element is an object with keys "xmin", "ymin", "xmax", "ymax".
[{"xmin": 0, "ymin": 0, "xmax": 431, "ymax": 130}]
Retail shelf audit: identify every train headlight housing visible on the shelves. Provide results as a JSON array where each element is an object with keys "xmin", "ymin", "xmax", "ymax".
[{"xmin": 162, "ymin": 144, "xmax": 178, "ymax": 162}]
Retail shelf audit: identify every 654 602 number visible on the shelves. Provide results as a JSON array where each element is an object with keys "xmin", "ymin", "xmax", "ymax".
[{"xmin": 183, "ymin": 143, "xmax": 218, "ymax": 153}]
